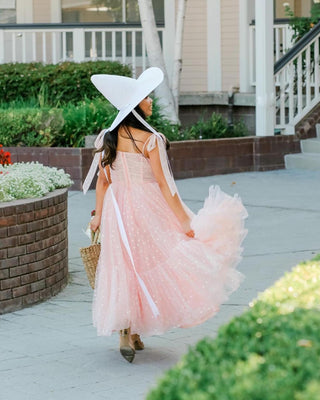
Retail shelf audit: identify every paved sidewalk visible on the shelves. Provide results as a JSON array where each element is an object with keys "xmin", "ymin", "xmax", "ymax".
[{"xmin": 1, "ymin": 169, "xmax": 320, "ymax": 400}]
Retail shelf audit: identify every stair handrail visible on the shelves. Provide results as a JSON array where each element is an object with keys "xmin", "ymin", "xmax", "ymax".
[
  {"xmin": 274, "ymin": 19, "xmax": 320, "ymax": 74},
  {"xmin": 273, "ymin": 19, "xmax": 320, "ymax": 133}
]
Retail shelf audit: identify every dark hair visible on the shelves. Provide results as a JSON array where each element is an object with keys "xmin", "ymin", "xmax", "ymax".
[{"xmin": 96, "ymin": 105, "xmax": 169, "ymax": 168}]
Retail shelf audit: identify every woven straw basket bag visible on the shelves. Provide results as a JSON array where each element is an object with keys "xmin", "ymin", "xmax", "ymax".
[{"xmin": 80, "ymin": 228, "xmax": 100, "ymax": 289}]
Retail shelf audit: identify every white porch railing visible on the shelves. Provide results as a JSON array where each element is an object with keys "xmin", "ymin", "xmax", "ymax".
[
  {"xmin": 249, "ymin": 22, "xmax": 294, "ymax": 86},
  {"xmin": 0, "ymin": 23, "xmax": 164, "ymax": 77},
  {"xmin": 274, "ymin": 29, "xmax": 320, "ymax": 134}
]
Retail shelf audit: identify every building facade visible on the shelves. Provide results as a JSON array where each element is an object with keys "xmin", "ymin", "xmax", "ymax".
[{"xmin": 0, "ymin": 0, "xmax": 318, "ymax": 134}]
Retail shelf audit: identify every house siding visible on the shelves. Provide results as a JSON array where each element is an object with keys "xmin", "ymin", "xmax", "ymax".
[
  {"xmin": 33, "ymin": 0, "xmax": 52, "ymax": 22},
  {"xmin": 221, "ymin": 0, "xmax": 240, "ymax": 92},
  {"xmin": 180, "ymin": 0, "xmax": 207, "ymax": 93}
]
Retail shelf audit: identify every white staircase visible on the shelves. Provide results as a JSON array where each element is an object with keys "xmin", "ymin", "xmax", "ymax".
[{"xmin": 285, "ymin": 124, "xmax": 320, "ymax": 170}]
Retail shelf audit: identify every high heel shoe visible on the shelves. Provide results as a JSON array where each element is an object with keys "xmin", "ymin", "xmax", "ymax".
[
  {"xmin": 119, "ymin": 328, "xmax": 135, "ymax": 363},
  {"xmin": 130, "ymin": 334, "xmax": 144, "ymax": 351}
]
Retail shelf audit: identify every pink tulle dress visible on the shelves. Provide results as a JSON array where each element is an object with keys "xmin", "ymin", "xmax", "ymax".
[{"xmin": 92, "ymin": 140, "xmax": 248, "ymax": 337}]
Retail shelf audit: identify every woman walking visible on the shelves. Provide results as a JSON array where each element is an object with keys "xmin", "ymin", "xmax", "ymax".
[{"xmin": 83, "ymin": 67, "xmax": 247, "ymax": 363}]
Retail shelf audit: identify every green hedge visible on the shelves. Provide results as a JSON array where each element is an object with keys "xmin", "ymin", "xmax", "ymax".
[
  {"xmin": 0, "ymin": 98, "xmax": 117, "ymax": 147},
  {"xmin": 0, "ymin": 98, "xmax": 248, "ymax": 147},
  {"xmin": 147, "ymin": 255, "xmax": 320, "ymax": 400},
  {"xmin": 0, "ymin": 61, "xmax": 131, "ymax": 105}
]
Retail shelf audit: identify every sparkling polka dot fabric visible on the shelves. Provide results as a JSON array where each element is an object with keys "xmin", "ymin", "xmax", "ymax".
[{"xmin": 92, "ymin": 151, "xmax": 248, "ymax": 337}]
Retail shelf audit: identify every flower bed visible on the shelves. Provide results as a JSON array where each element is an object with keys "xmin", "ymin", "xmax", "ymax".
[
  {"xmin": 147, "ymin": 255, "xmax": 320, "ymax": 400},
  {"xmin": 0, "ymin": 162, "xmax": 73, "ymax": 202},
  {"xmin": 0, "ymin": 189, "xmax": 69, "ymax": 314}
]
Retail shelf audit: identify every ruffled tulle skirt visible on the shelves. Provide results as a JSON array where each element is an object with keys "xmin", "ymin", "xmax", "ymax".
[{"xmin": 92, "ymin": 182, "xmax": 248, "ymax": 337}]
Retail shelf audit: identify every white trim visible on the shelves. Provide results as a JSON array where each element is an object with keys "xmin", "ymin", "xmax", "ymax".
[
  {"xmin": 207, "ymin": 0, "xmax": 221, "ymax": 91},
  {"xmin": 50, "ymin": 0, "xmax": 61, "ymax": 23},
  {"xmin": 163, "ymin": 0, "xmax": 175, "ymax": 86},
  {"xmin": 239, "ymin": 0, "xmax": 254, "ymax": 93},
  {"xmin": 16, "ymin": 0, "xmax": 33, "ymax": 23},
  {"xmin": 255, "ymin": 0, "xmax": 274, "ymax": 136}
]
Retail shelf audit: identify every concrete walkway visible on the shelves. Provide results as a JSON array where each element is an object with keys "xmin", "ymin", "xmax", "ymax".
[{"xmin": 1, "ymin": 169, "xmax": 319, "ymax": 400}]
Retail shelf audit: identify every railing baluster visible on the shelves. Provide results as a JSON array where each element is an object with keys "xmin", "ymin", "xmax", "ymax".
[
  {"xmin": 102, "ymin": 31, "xmax": 106, "ymax": 59},
  {"xmin": 280, "ymin": 70, "xmax": 285, "ymax": 126},
  {"xmin": 297, "ymin": 54, "xmax": 303, "ymax": 114},
  {"xmin": 112, "ymin": 31, "xmax": 116, "ymax": 60},
  {"xmin": 91, "ymin": 31, "xmax": 97, "ymax": 59},
  {"xmin": 52, "ymin": 32, "xmax": 57, "ymax": 64},
  {"xmin": 22, "ymin": 33, "xmax": 26, "ymax": 62},
  {"xmin": 12, "ymin": 32, "xmax": 16, "ymax": 63},
  {"xmin": 314, "ymin": 38, "xmax": 320, "ymax": 98},
  {"xmin": 306, "ymin": 45, "xmax": 311, "ymax": 106},
  {"xmin": 288, "ymin": 63, "xmax": 294, "ymax": 123},
  {"xmin": 32, "ymin": 32, "xmax": 36, "ymax": 61},
  {"xmin": 0, "ymin": 30, "xmax": 4, "ymax": 63},
  {"xmin": 132, "ymin": 30, "xmax": 136, "ymax": 78},
  {"xmin": 122, "ymin": 30, "xmax": 126, "ymax": 64},
  {"xmin": 275, "ymin": 27, "xmax": 280, "ymax": 61},
  {"xmin": 42, "ymin": 32, "xmax": 47, "ymax": 63},
  {"xmin": 62, "ymin": 31, "xmax": 66, "ymax": 61},
  {"xmin": 142, "ymin": 32, "xmax": 146, "ymax": 71}
]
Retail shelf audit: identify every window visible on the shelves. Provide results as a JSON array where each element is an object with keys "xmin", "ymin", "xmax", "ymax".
[
  {"xmin": 62, "ymin": 0, "xmax": 164, "ymax": 24},
  {"xmin": 0, "ymin": 0, "xmax": 16, "ymax": 23}
]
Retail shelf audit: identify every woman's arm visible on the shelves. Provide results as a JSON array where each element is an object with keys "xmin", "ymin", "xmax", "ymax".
[
  {"xmin": 90, "ymin": 158, "xmax": 110, "ymax": 232},
  {"xmin": 148, "ymin": 139, "xmax": 194, "ymax": 238}
]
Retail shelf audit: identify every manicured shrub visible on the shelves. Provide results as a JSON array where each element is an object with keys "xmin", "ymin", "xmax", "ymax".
[
  {"xmin": 0, "ymin": 107, "xmax": 63, "ymax": 147},
  {"xmin": 0, "ymin": 61, "xmax": 132, "ymax": 105},
  {"xmin": 147, "ymin": 256, "xmax": 320, "ymax": 400},
  {"xmin": 0, "ymin": 99, "xmax": 116, "ymax": 147}
]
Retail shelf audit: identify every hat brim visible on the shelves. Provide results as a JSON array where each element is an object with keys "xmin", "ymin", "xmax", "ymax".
[{"xmin": 91, "ymin": 67, "xmax": 164, "ymax": 131}]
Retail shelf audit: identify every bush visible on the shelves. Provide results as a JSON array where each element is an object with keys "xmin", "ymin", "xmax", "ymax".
[
  {"xmin": 0, "ymin": 98, "xmax": 117, "ymax": 147},
  {"xmin": 0, "ymin": 162, "xmax": 73, "ymax": 202},
  {"xmin": 0, "ymin": 61, "xmax": 132, "ymax": 105},
  {"xmin": 0, "ymin": 99, "xmax": 248, "ymax": 147},
  {"xmin": 147, "ymin": 255, "xmax": 320, "ymax": 400},
  {"xmin": 182, "ymin": 113, "xmax": 248, "ymax": 140},
  {"xmin": 0, "ymin": 107, "xmax": 63, "ymax": 147}
]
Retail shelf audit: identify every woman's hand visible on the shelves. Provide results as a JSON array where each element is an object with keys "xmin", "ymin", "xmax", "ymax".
[
  {"xmin": 181, "ymin": 218, "xmax": 195, "ymax": 238},
  {"xmin": 90, "ymin": 215, "xmax": 101, "ymax": 232}
]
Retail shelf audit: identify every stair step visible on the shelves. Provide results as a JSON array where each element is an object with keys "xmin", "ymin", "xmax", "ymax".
[
  {"xmin": 316, "ymin": 123, "xmax": 320, "ymax": 139},
  {"xmin": 285, "ymin": 153, "xmax": 320, "ymax": 170},
  {"xmin": 301, "ymin": 138, "xmax": 320, "ymax": 154}
]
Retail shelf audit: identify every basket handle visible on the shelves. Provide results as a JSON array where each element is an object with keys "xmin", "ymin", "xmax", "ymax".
[{"xmin": 91, "ymin": 228, "xmax": 100, "ymax": 244}]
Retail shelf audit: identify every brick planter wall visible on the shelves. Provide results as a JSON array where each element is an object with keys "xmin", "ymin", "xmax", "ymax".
[
  {"xmin": 6, "ymin": 135, "xmax": 301, "ymax": 190},
  {"xmin": 0, "ymin": 189, "xmax": 68, "ymax": 314},
  {"xmin": 168, "ymin": 135, "xmax": 301, "ymax": 178}
]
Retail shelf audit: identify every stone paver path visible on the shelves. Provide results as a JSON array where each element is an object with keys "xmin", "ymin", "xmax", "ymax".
[{"xmin": 1, "ymin": 169, "xmax": 319, "ymax": 400}]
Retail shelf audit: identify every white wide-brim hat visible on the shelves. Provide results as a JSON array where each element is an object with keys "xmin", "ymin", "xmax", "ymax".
[{"xmin": 91, "ymin": 67, "xmax": 164, "ymax": 131}]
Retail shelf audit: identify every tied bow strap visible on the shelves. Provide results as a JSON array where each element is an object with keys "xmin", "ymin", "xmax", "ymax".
[
  {"xmin": 132, "ymin": 110, "xmax": 177, "ymax": 197},
  {"xmin": 82, "ymin": 129, "xmax": 108, "ymax": 194}
]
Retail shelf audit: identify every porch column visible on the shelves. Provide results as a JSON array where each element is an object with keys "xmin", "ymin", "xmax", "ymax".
[
  {"xmin": 255, "ymin": 0, "xmax": 275, "ymax": 136},
  {"xmin": 207, "ymin": 0, "xmax": 221, "ymax": 91},
  {"xmin": 163, "ymin": 0, "xmax": 175, "ymax": 86},
  {"xmin": 239, "ymin": 0, "xmax": 254, "ymax": 92}
]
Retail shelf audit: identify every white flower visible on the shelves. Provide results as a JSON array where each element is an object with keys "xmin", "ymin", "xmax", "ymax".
[
  {"xmin": 314, "ymin": 0, "xmax": 320, "ymax": 4},
  {"xmin": 283, "ymin": 2, "xmax": 290, "ymax": 6},
  {"xmin": 0, "ymin": 162, "xmax": 73, "ymax": 202}
]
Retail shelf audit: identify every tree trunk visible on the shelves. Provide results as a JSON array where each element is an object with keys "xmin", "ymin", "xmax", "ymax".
[
  {"xmin": 172, "ymin": 0, "xmax": 187, "ymax": 114},
  {"xmin": 137, "ymin": 0, "xmax": 179, "ymax": 124}
]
